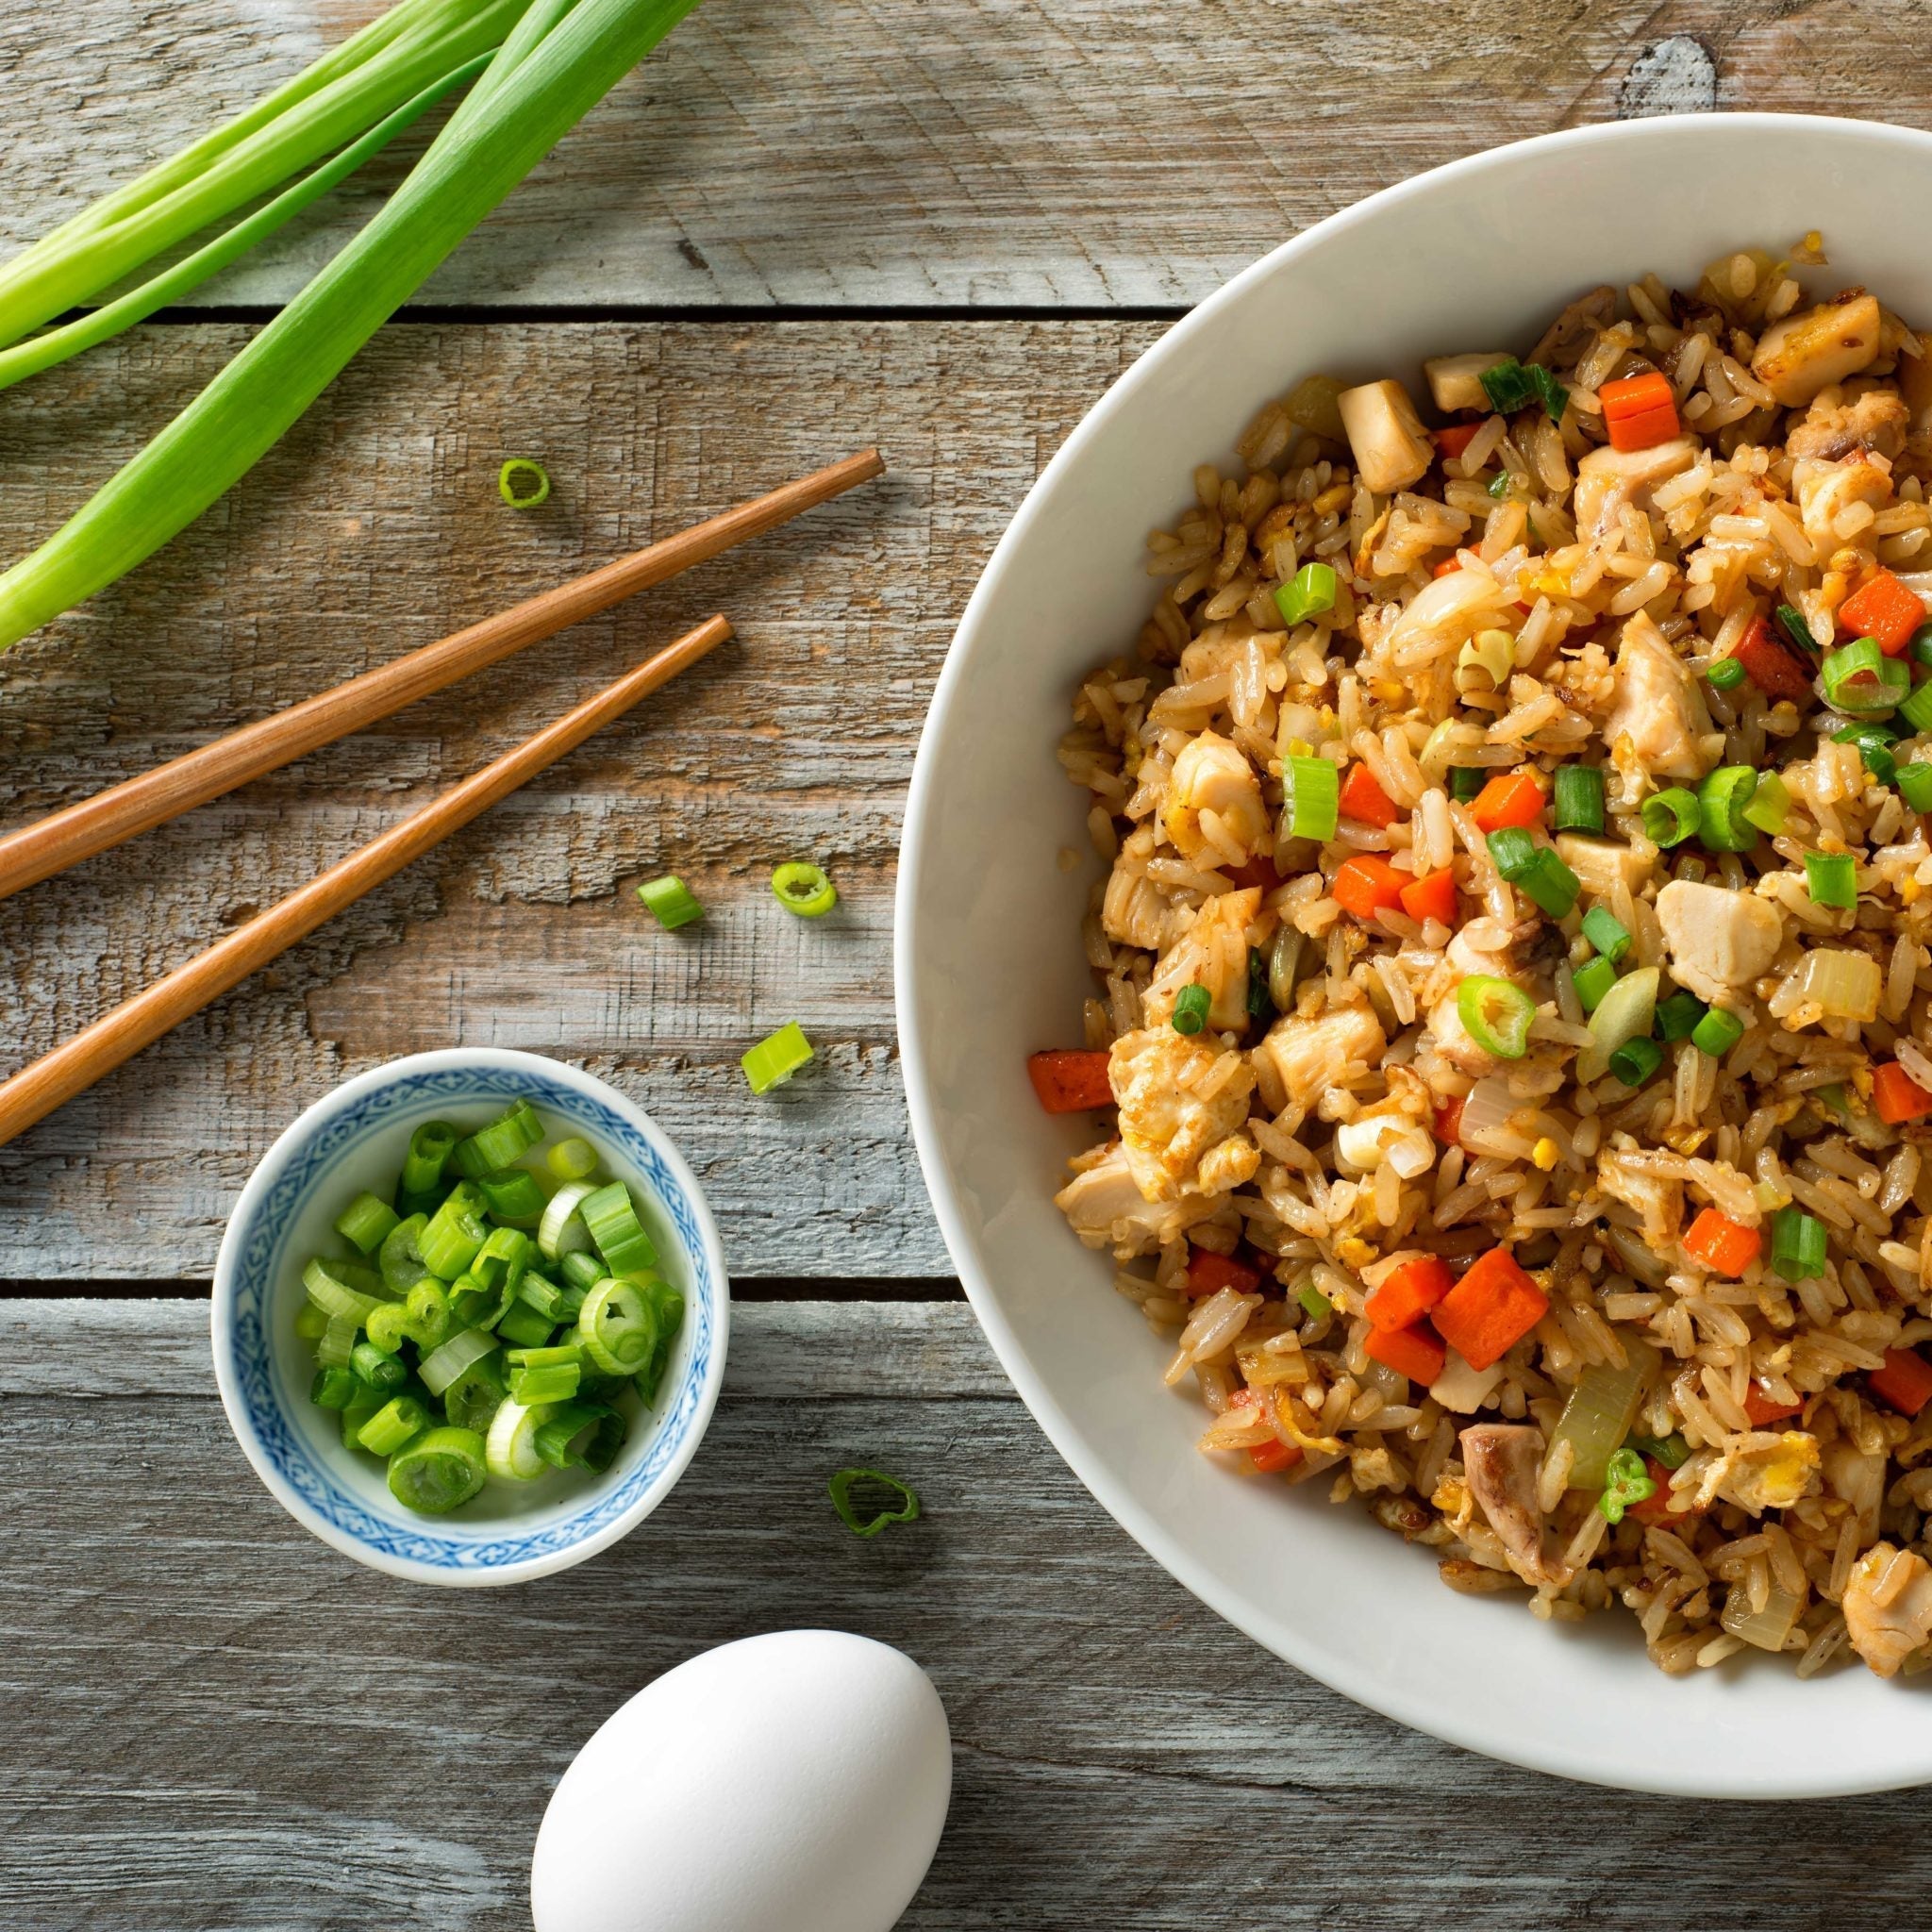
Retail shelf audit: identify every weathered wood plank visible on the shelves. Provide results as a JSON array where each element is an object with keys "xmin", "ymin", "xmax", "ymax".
[
  {"xmin": 0, "ymin": 2, "xmax": 1907, "ymax": 312},
  {"xmin": 4, "ymin": 1297, "xmax": 1927, "ymax": 1931},
  {"xmin": 0, "ymin": 318, "xmax": 1146, "ymax": 1278}
]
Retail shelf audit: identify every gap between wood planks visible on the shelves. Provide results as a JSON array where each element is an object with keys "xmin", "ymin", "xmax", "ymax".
[
  {"xmin": 127, "ymin": 300, "xmax": 1195, "ymax": 326},
  {"xmin": 0, "ymin": 1275, "xmax": 968, "ymax": 1302}
]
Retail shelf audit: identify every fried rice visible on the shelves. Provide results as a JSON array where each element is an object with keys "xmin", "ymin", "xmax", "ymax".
[{"xmin": 1046, "ymin": 241, "xmax": 1932, "ymax": 1679}]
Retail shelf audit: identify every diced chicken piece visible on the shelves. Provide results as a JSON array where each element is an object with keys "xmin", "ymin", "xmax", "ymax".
[
  {"xmin": 1751, "ymin": 291, "xmax": 1883, "ymax": 408},
  {"xmin": 1055, "ymin": 1142, "xmax": 1217, "ymax": 1256},
  {"xmin": 1255, "ymin": 1003, "xmax": 1385, "ymax": 1112},
  {"xmin": 1109, "ymin": 1025, "xmax": 1257, "ymax": 1203},
  {"xmin": 1655, "ymin": 879, "xmax": 1785, "ymax": 1006},
  {"xmin": 1795, "ymin": 453, "xmax": 1894, "ymax": 552},
  {"xmin": 1555, "ymin": 833, "xmax": 1653, "ymax": 903},
  {"xmin": 1423, "ymin": 352, "xmax": 1512, "ymax": 414},
  {"xmin": 1336, "ymin": 378, "xmax": 1434, "ymax": 495},
  {"xmin": 1101, "ymin": 863, "xmax": 1170, "ymax": 951},
  {"xmin": 1604, "ymin": 613, "xmax": 1719, "ymax": 784},
  {"xmin": 1143, "ymin": 888, "xmax": 1261, "ymax": 1034},
  {"xmin": 1161, "ymin": 730, "xmax": 1268, "ymax": 865},
  {"xmin": 1708, "ymin": 1430, "xmax": 1820, "ymax": 1515},
  {"xmin": 1458, "ymin": 1424, "xmax": 1570, "ymax": 1589},
  {"xmin": 1842, "ymin": 1541, "xmax": 1932, "ymax": 1679},
  {"xmin": 1571, "ymin": 435, "xmax": 1700, "ymax": 540},
  {"xmin": 1786, "ymin": 386, "xmax": 1908, "ymax": 463}
]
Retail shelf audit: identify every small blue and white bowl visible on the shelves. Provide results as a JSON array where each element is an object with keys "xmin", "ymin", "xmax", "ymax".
[{"xmin": 212, "ymin": 1048, "xmax": 729, "ymax": 1587}]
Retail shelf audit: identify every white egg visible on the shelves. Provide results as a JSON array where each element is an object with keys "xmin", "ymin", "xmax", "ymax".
[{"xmin": 531, "ymin": 1629, "xmax": 951, "ymax": 1932}]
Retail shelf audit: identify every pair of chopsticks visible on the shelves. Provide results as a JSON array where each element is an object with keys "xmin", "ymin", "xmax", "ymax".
[{"xmin": 0, "ymin": 447, "xmax": 885, "ymax": 1149}]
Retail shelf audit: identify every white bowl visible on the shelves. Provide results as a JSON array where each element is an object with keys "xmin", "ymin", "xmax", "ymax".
[
  {"xmin": 212, "ymin": 1049, "xmax": 729, "ymax": 1587},
  {"xmin": 897, "ymin": 113, "xmax": 1932, "ymax": 1795}
]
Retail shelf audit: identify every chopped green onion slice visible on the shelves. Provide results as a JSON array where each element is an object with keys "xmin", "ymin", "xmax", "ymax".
[
  {"xmin": 309, "ymin": 1365, "xmax": 359, "ymax": 1411},
  {"xmin": 558, "ymin": 1248, "xmax": 606, "ymax": 1293},
  {"xmin": 1640, "ymin": 787, "xmax": 1701, "ymax": 848},
  {"xmin": 1898, "ymin": 760, "xmax": 1932, "ymax": 812},
  {"xmin": 1834, "ymin": 723, "xmax": 1897, "ymax": 786},
  {"xmin": 636, "ymin": 874, "xmax": 703, "ymax": 930},
  {"xmin": 1898, "ymin": 679, "xmax": 1932, "ymax": 737},
  {"xmin": 1776, "ymin": 604, "xmax": 1819, "ymax": 656},
  {"xmin": 476, "ymin": 1165, "xmax": 546, "ymax": 1226},
  {"xmin": 1552, "ymin": 765, "xmax": 1606, "ymax": 835},
  {"xmin": 1448, "ymin": 766, "xmax": 1487, "ymax": 803},
  {"xmin": 1572, "ymin": 956, "xmax": 1617, "ymax": 1013},
  {"xmin": 1822, "ymin": 636, "xmax": 1908, "ymax": 713},
  {"xmin": 1581, "ymin": 907, "xmax": 1631, "ymax": 964},
  {"xmin": 1690, "ymin": 1007, "xmax": 1745, "ymax": 1057},
  {"xmin": 334, "ymin": 1190, "xmax": 399, "ymax": 1256},
  {"xmin": 1597, "ymin": 1445, "xmax": 1657, "ymax": 1524},
  {"xmin": 1457, "ymin": 974, "xmax": 1536, "ymax": 1060},
  {"xmin": 493, "ymin": 1300, "xmax": 554, "ymax": 1350},
  {"xmin": 1245, "ymin": 947, "xmax": 1274, "ymax": 1025},
  {"xmin": 387, "ymin": 1425, "xmax": 488, "ymax": 1514},
  {"xmin": 1815, "ymin": 1082, "xmax": 1850, "ymax": 1118},
  {"xmin": 450, "ymin": 1101, "xmax": 542, "ymax": 1180},
  {"xmin": 1654, "ymin": 991, "xmax": 1705, "ymax": 1042},
  {"xmin": 304, "ymin": 1256, "xmax": 381, "ymax": 1324},
  {"xmin": 1487, "ymin": 827, "xmax": 1579, "ymax": 919},
  {"xmin": 1607, "ymin": 1036, "xmax": 1665, "ymax": 1088},
  {"xmin": 1911, "ymin": 623, "xmax": 1932, "ymax": 670},
  {"xmin": 484, "ymin": 1396, "xmax": 556, "ymax": 1481},
  {"xmin": 1171, "ymin": 983, "xmax": 1212, "ymax": 1036},
  {"xmin": 1297, "ymin": 1282, "xmax": 1332, "ymax": 1321},
  {"xmin": 1283, "ymin": 755, "xmax": 1341, "ymax": 841},
  {"xmin": 402, "ymin": 1275, "xmax": 451, "ymax": 1350},
  {"xmin": 632, "ymin": 1276, "xmax": 684, "ymax": 1406},
  {"xmin": 293, "ymin": 1303, "xmax": 329, "ymax": 1343},
  {"xmin": 441, "ymin": 1352, "xmax": 507, "ymax": 1434},
  {"xmin": 579, "ymin": 1182, "xmax": 658, "ymax": 1275},
  {"xmin": 1771, "ymin": 1207, "xmax": 1827, "ymax": 1283},
  {"xmin": 1274, "ymin": 562, "xmax": 1338, "ymax": 627},
  {"xmin": 357, "ymin": 1393, "xmax": 429, "ymax": 1457},
  {"xmin": 534, "ymin": 1401, "xmax": 625, "ymax": 1473},
  {"xmin": 401, "ymin": 1120, "xmax": 458, "ymax": 1198},
  {"xmin": 1706, "ymin": 655, "xmax": 1747, "ymax": 691},
  {"xmin": 772, "ymin": 861, "xmax": 838, "ymax": 919},
  {"xmin": 538, "ymin": 1178, "xmax": 597, "ymax": 1262},
  {"xmin": 317, "ymin": 1312, "xmax": 362, "ymax": 1370},
  {"xmin": 471, "ymin": 1224, "xmax": 533, "ymax": 1297},
  {"xmin": 498, "ymin": 458, "xmax": 550, "ymax": 508},
  {"xmin": 575, "ymin": 1276, "xmax": 658, "ymax": 1374},
  {"xmin": 546, "ymin": 1137, "xmax": 598, "ymax": 1182},
  {"xmin": 828, "ymin": 1467, "xmax": 921, "ymax": 1539},
  {"xmin": 1527, "ymin": 363, "xmax": 1569, "ymax": 419},
  {"xmin": 352, "ymin": 1336, "xmax": 407, "ymax": 1391},
  {"xmin": 340, "ymin": 1392, "xmax": 383, "ymax": 1453},
  {"xmin": 378, "ymin": 1213, "xmax": 430, "ymax": 1294},
  {"xmin": 508, "ymin": 1341, "xmax": 584, "ymax": 1407},
  {"xmin": 1486, "ymin": 471, "xmax": 1511, "ymax": 500},
  {"xmin": 1628, "ymin": 1432, "xmax": 1690, "ymax": 1470},
  {"xmin": 1740, "ymin": 771, "xmax": 1790, "ymax": 835},
  {"xmin": 1804, "ymin": 850, "xmax": 1857, "ymax": 908},
  {"xmin": 742, "ymin": 1021, "xmax": 814, "ymax": 1094},
  {"xmin": 1480, "ymin": 358, "xmax": 1565, "ymax": 419},
  {"xmin": 1697, "ymin": 766, "xmax": 1758, "ymax": 853}
]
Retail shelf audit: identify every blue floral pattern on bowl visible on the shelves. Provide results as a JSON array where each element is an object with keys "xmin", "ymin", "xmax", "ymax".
[{"xmin": 216, "ymin": 1057, "xmax": 722, "ymax": 1578}]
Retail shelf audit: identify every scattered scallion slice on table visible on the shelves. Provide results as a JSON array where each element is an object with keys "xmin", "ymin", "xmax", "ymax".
[
  {"xmin": 291, "ymin": 1097, "xmax": 684, "ymax": 1513},
  {"xmin": 772, "ymin": 861, "xmax": 838, "ymax": 918},
  {"xmin": 497, "ymin": 458, "xmax": 551, "ymax": 508},
  {"xmin": 636, "ymin": 874, "xmax": 704, "ymax": 929},
  {"xmin": 827, "ymin": 1467, "xmax": 921, "ymax": 1539},
  {"xmin": 742, "ymin": 1022, "xmax": 814, "ymax": 1094}
]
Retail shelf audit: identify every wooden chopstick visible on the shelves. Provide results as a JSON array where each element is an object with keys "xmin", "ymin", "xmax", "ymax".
[
  {"xmin": 0, "ymin": 614, "xmax": 731, "ymax": 1151},
  {"xmin": 0, "ymin": 448, "xmax": 882, "ymax": 902}
]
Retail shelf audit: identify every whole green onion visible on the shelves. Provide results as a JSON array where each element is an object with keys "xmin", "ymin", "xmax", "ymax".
[
  {"xmin": 0, "ymin": 0, "xmax": 707, "ymax": 652},
  {"xmin": 637, "ymin": 874, "xmax": 704, "ymax": 930},
  {"xmin": 1581, "ymin": 907, "xmax": 1631, "ymax": 963},
  {"xmin": 1697, "ymin": 766, "xmax": 1758, "ymax": 852},
  {"xmin": 1457, "ymin": 974, "xmax": 1536, "ymax": 1059},
  {"xmin": 1641, "ymin": 788, "xmax": 1701, "ymax": 848},
  {"xmin": 1690, "ymin": 1008, "xmax": 1745, "ymax": 1057},
  {"xmin": 1552, "ymin": 765, "xmax": 1606, "ymax": 835},
  {"xmin": 1284, "ymin": 755, "xmax": 1341, "ymax": 841},
  {"xmin": 1804, "ymin": 851, "xmax": 1857, "ymax": 908},
  {"xmin": 1274, "ymin": 562, "xmax": 1338, "ymax": 627},
  {"xmin": 1171, "ymin": 984, "xmax": 1212, "ymax": 1035},
  {"xmin": 1771, "ymin": 1208, "xmax": 1827, "ymax": 1282},
  {"xmin": 1834, "ymin": 723, "xmax": 1898, "ymax": 787}
]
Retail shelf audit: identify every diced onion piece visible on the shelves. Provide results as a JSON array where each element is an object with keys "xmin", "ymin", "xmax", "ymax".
[
  {"xmin": 1550, "ymin": 1343, "xmax": 1654, "ymax": 1490},
  {"xmin": 1428, "ymin": 1348, "xmax": 1506, "ymax": 1415},
  {"xmin": 1720, "ymin": 1579, "xmax": 1806, "ymax": 1653},
  {"xmin": 537, "ymin": 1179, "xmax": 597, "ymax": 1262},
  {"xmin": 1777, "ymin": 947, "xmax": 1882, "ymax": 1023},
  {"xmin": 418, "ymin": 1325, "xmax": 499, "ymax": 1397},
  {"xmin": 1576, "ymin": 966, "xmax": 1659, "ymax": 1082},
  {"xmin": 1455, "ymin": 1074, "xmax": 1524, "ymax": 1156}
]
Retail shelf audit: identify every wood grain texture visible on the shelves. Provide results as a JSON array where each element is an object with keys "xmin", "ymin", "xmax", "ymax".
[
  {"xmin": 0, "ymin": 319, "xmax": 1144, "ymax": 1278},
  {"xmin": 3, "ymin": 2, "xmax": 1920, "ymax": 311},
  {"xmin": 5, "ymin": 1297, "xmax": 1929, "ymax": 1932}
]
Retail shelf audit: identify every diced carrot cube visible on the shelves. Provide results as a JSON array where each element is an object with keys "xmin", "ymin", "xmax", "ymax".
[
  {"xmin": 1681, "ymin": 1208, "xmax": 1762, "ymax": 1279},
  {"xmin": 1470, "ymin": 769, "xmax": 1544, "ymax": 832},
  {"xmin": 1331, "ymin": 855, "xmax": 1408, "ymax": 922},
  {"xmin": 1431, "ymin": 1246, "xmax": 1548, "ymax": 1372},
  {"xmin": 1025, "ymin": 1049, "xmax": 1114, "ymax": 1114},
  {"xmin": 1600, "ymin": 371, "xmax": 1680, "ymax": 452},
  {"xmin": 1397, "ymin": 866, "xmax": 1457, "ymax": 926},
  {"xmin": 1742, "ymin": 1386, "xmax": 1804, "ymax": 1427},
  {"xmin": 1874, "ymin": 1061, "xmax": 1932, "ymax": 1126},
  {"xmin": 1365, "ymin": 1255, "xmax": 1455, "ymax": 1332},
  {"xmin": 1185, "ymin": 1245, "xmax": 1266, "ymax": 1299},
  {"xmin": 1365, "ymin": 1321, "xmax": 1447, "ymax": 1386},
  {"xmin": 1339, "ymin": 761, "xmax": 1400, "ymax": 828},
  {"xmin": 1434, "ymin": 422, "xmax": 1482, "ymax": 459},
  {"xmin": 1871, "ymin": 1348, "xmax": 1932, "ymax": 1418},
  {"xmin": 1248, "ymin": 1438, "xmax": 1304, "ymax": 1474},
  {"xmin": 1839, "ymin": 568, "xmax": 1925, "ymax": 657}
]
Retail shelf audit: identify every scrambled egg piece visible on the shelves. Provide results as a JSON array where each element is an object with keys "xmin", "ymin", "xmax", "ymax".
[
  {"xmin": 1710, "ymin": 1430, "xmax": 1821, "ymax": 1514},
  {"xmin": 1108, "ymin": 1025, "xmax": 1258, "ymax": 1203}
]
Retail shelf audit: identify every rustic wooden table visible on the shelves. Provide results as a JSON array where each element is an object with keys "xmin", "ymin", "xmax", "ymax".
[{"xmin": 4, "ymin": 5, "xmax": 1928, "ymax": 1926}]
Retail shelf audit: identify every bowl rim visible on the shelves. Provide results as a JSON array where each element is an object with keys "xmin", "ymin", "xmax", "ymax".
[
  {"xmin": 211, "ymin": 1046, "xmax": 730, "ymax": 1588},
  {"xmin": 895, "ymin": 109, "xmax": 1932, "ymax": 1794}
]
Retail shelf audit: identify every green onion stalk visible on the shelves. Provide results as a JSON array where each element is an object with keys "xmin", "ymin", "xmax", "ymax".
[{"xmin": 0, "ymin": 0, "xmax": 704, "ymax": 654}]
